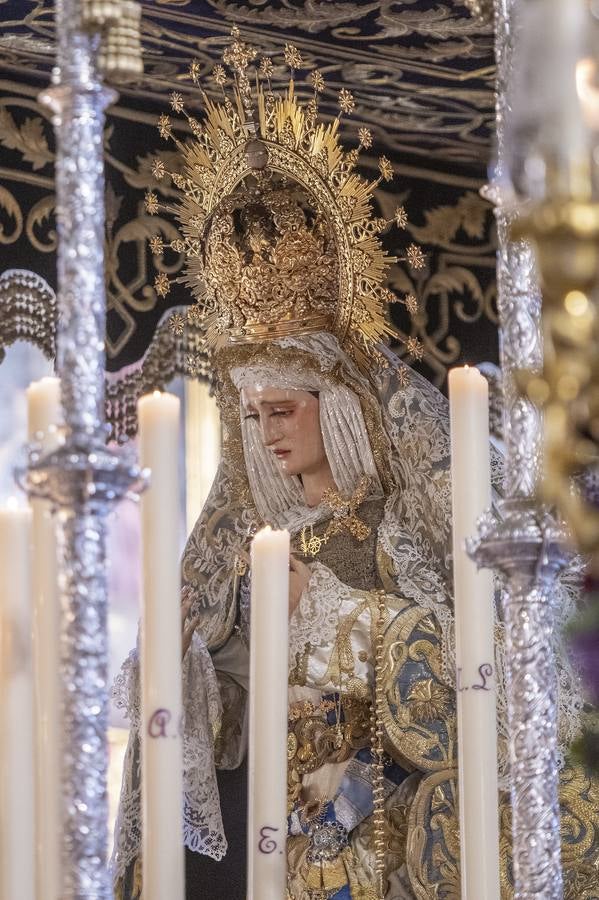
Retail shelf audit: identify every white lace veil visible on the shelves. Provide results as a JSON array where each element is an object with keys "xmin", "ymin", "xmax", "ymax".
[{"xmin": 230, "ymin": 336, "xmax": 384, "ymax": 534}]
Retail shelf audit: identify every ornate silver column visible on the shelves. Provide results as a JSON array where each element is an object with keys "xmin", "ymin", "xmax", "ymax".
[
  {"xmin": 19, "ymin": 2, "xmax": 143, "ymax": 897},
  {"xmin": 468, "ymin": 0, "xmax": 568, "ymax": 896}
]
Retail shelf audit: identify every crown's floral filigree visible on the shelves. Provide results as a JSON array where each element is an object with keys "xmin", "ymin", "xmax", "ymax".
[
  {"xmin": 149, "ymin": 235, "xmax": 164, "ymax": 255},
  {"xmin": 358, "ymin": 127, "xmax": 372, "ymax": 149},
  {"xmin": 146, "ymin": 27, "xmax": 424, "ymax": 374},
  {"xmin": 259, "ymin": 57, "xmax": 274, "ymax": 80},
  {"xmin": 394, "ymin": 206, "xmax": 408, "ymax": 229},
  {"xmin": 310, "ymin": 69, "xmax": 325, "ymax": 94}
]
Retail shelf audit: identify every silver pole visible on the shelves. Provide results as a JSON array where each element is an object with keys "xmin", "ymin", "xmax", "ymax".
[
  {"xmin": 19, "ymin": 2, "xmax": 143, "ymax": 896},
  {"xmin": 468, "ymin": 0, "xmax": 567, "ymax": 896}
]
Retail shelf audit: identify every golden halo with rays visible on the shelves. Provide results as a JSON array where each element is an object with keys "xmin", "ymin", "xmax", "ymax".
[{"xmin": 146, "ymin": 28, "xmax": 424, "ymax": 373}]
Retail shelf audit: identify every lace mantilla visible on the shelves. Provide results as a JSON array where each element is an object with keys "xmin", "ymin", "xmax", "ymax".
[
  {"xmin": 289, "ymin": 561, "xmax": 352, "ymax": 662},
  {"xmin": 231, "ymin": 339, "xmax": 383, "ymax": 529},
  {"xmin": 110, "ymin": 634, "xmax": 227, "ymax": 885}
]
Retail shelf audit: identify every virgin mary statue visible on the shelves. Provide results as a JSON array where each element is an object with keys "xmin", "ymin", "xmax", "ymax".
[{"xmin": 111, "ymin": 31, "xmax": 598, "ymax": 900}]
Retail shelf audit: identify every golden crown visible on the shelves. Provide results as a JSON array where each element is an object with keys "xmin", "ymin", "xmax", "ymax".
[{"xmin": 145, "ymin": 28, "xmax": 425, "ymax": 371}]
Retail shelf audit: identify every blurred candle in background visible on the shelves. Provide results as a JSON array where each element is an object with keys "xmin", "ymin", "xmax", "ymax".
[
  {"xmin": 26, "ymin": 375, "xmax": 62, "ymax": 900},
  {"xmin": 0, "ymin": 498, "xmax": 34, "ymax": 900}
]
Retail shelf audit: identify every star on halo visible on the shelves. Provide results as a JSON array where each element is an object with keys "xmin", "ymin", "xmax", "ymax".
[
  {"xmin": 144, "ymin": 191, "xmax": 159, "ymax": 215},
  {"xmin": 154, "ymin": 273, "xmax": 170, "ymax": 297},
  {"xmin": 309, "ymin": 69, "xmax": 325, "ymax": 93},
  {"xmin": 394, "ymin": 206, "xmax": 408, "ymax": 229},
  {"xmin": 407, "ymin": 244, "xmax": 426, "ymax": 270},
  {"xmin": 212, "ymin": 64, "xmax": 227, "ymax": 87},
  {"xmin": 406, "ymin": 336, "xmax": 424, "ymax": 360},
  {"xmin": 338, "ymin": 88, "xmax": 355, "ymax": 115},
  {"xmin": 170, "ymin": 91, "xmax": 184, "ymax": 113},
  {"xmin": 378, "ymin": 156, "xmax": 393, "ymax": 182},
  {"xmin": 404, "ymin": 293, "xmax": 419, "ymax": 315},
  {"xmin": 189, "ymin": 60, "xmax": 201, "ymax": 84},
  {"xmin": 169, "ymin": 313, "xmax": 185, "ymax": 336},
  {"xmin": 358, "ymin": 127, "xmax": 372, "ymax": 149},
  {"xmin": 149, "ymin": 236, "xmax": 164, "ymax": 255},
  {"xmin": 284, "ymin": 43, "xmax": 304, "ymax": 70},
  {"xmin": 158, "ymin": 114, "xmax": 172, "ymax": 140},
  {"xmin": 259, "ymin": 57, "xmax": 274, "ymax": 79},
  {"xmin": 151, "ymin": 158, "xmax": 165, "ymax": 180}
]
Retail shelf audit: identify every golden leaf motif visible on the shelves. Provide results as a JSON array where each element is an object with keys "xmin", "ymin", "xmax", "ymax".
[
  {"xmin": 26, "ymin": 194, "xmax": 56, "ymax": 252},
  {"xmin": 0, "ymin": 185, "xmax": 24, "ymax": 244},
  {"xmin": 424, "ymin": 267, "xmax": 484, "ymax": 311},
  {"xmin": 18, "ymin": 116, "xmax": 51, "ymax": 170},
  {"xmin": 413, "ymin": 191, "xmax": 490, "ymax": 245},
  {"xmin": 457, "ymin": 191, "xmax": 489, "ymax": 240},
  {"xmin": 0, "ymin": 107, "xmax": 52, "ymax": 171}
]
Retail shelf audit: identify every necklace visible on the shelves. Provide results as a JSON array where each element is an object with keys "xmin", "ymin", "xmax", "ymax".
[{"xmin": 300, "ymin": 475, "xmax": 372, "ymax": 559}]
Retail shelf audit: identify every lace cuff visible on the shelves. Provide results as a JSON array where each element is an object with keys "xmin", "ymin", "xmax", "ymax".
[
  {"xmin": 289, "ymin": 561, "xmax": 373, "ymax": 693},
  {"xmin": 110, "ymin": 633, "xmax": 227, "ymax": 885}
]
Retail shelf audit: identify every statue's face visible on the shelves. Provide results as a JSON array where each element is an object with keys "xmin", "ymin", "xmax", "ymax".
[{"xmin": 241, "ymin": 385, "xmax": 327, "ymax": 478}]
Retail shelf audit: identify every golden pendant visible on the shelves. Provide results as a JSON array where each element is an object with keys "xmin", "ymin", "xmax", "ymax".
[{"xmin": 301, "ymin": 525, "xmax": 324, "ymax": 558}]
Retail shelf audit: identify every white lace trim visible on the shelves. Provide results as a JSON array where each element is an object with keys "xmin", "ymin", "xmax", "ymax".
[
  {"xmin": 289, "ymin": 561, "xmax": 351, "ymax": 661},
  {"xmin": 110, "ymin": 633, "xmax": 227, "ymax": 884}
]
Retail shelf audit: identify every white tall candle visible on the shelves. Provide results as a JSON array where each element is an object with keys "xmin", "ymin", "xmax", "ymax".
[
  {"xmin": 26, "ymin": 375, "xmax": 61, "ymax": 900},
  {"xmin": 448, "ymin": 366, "xmax": 500, "ymax": 900},
  {"xmin": 26, "ymin": 377, "xmax": 62, "ymax": 445},
  {"xmin": 248, "ymin": 526, "xmax": 290, "ymax": 900},
  {"xmin": 138, "ymin": 390, "xmax": 184, "ymax": 900},
  {"xmin": 0, "ymin": 500, "xmax": 35, "ymax": 900},
  {"xmin": 184, "ymin": 379, "xmax": 221, "ymax": 534}
]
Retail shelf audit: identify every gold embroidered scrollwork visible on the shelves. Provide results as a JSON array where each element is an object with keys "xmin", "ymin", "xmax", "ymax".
[
  {"xmin": 406, "ymin": 764, "xmax": 599, "ymax": 898},
  {"xmin": 378, "ymin": 601, "xmax": 456, "ymax": 773}
]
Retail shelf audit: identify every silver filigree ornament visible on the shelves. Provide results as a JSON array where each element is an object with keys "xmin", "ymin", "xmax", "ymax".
[
  {"xmin": 467, "ymin": 0, "xmax": 569, "ymax": 896},
  {"xmin": 13, "ymin": 2, "xmax": 147, "ymax": 897},
  {"xmin": 307, "ymin": 821, "xmax": 349, "ymax": 863}
]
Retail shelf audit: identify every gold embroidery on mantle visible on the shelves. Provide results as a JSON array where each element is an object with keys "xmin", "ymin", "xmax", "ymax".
[{"xmin": 406, "ymin": 765, "xmax": 599, "ymax": 899}]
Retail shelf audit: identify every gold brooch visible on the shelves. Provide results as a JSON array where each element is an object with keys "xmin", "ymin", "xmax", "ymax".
[{"xmin": 300, "ymin": 475, "xmax": 372, "ymax": 559}]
